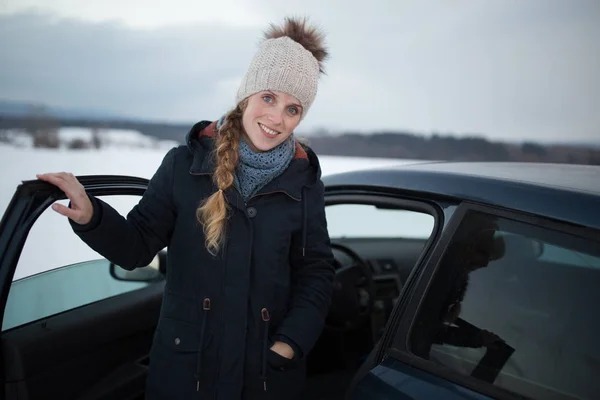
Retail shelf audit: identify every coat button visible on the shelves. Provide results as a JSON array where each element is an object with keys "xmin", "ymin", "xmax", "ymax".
[
  {"xmin": 247, "ymin": 207, "xmax": 257, "ymax": 218},
  {"xmin": 174, "ymin": 338, "xmax": 181, "ymax": 345}
]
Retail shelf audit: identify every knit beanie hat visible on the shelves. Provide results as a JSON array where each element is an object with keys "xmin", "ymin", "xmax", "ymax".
[{"xmin": 236, "ymin": 17, "xmax": 329, "ymax": 119}]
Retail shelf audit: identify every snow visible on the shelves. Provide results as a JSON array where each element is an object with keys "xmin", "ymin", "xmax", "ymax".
[
  {"xmin": 0, "ymin": 128, "xmax": 413, "ymax": 281},
  {"xmin": 0, "ymin": 129, "xmax": 34, "ymax": 148},
  {"xmin": 98, "ymin": 128, "xmax": 179, "ymax": 150},
  {"xmin": 57, "ymin": 127, "xmax": 94, "ymax": 143},
  {"xmin": 0, "ymin": 127, "xmax": 179, "ymax": 150}
]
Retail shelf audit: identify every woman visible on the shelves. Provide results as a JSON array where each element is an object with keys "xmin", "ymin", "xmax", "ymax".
[{"xmin": 37, "ymin": 17, "xmax": 336, "ymax": 400}]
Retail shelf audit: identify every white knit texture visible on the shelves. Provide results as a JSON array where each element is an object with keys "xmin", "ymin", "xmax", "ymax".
[{"xmin": 236, "ymin": 36, "xmax": 320, "ymax": 118}]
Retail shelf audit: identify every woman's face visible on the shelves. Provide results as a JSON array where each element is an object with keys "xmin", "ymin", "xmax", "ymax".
[{"xmin": 241, "ymin": 90, "xmax": 302, "ymax": 152}]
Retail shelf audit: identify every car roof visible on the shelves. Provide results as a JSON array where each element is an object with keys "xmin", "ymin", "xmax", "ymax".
[{"xmin": 323, "ymin": 161, "xmax": 600, "ymax": 231}]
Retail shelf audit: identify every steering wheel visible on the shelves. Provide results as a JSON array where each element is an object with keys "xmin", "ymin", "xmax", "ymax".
[{"xmin": 326, "ymin": 242, "xmax": 376, "ymax": 331}]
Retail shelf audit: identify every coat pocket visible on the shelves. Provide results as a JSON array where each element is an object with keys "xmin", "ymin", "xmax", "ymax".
[
  {"xmin": 156, "ymin": 317, "xmax": 201, "ymax": 353},
  {"xmin": 147, "ymin": 318, "xmax": 205, "ymax": 396},
  {"xmin": 263, "ymin": 349, "xmax": 306, "ymax": 398},
  {"xmin": 267, "ymin": 347, "xmax": 297, "ymax": 371}
]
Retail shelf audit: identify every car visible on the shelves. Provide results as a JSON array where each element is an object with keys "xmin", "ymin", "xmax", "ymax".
[{"xmin": 1, "ymin": 161, "xmax": 599, "ymax": 400}]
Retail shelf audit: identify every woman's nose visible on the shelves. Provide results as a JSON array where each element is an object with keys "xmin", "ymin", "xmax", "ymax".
[{"xmin": 267, "ymin": 109, "xmax": 283, "ymax": 125}]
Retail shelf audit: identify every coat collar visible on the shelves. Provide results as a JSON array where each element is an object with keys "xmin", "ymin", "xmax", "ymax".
[{"xmin": 186, "ymin": 120, "xmax": 316, "ymax": 201}]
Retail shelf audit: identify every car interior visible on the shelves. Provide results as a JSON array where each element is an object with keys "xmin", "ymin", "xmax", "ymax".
[
  {"xmin": 2, "ymin": 194, "xmax": 437, "ymax": 400},
  {"xmin": 303, "ymin": 236, "xmax": 432, "ymax": 399}
]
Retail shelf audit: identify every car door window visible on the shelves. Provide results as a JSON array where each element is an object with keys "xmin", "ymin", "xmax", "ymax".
[
  {"xmin": 326, "ymin": 204, "xmax": 434, "ymax": 239},
  {"xmin": 409, "ymin": 210, "xmax": 600, "ymax": 400},
  {"xmin": 325, "ymin": 203, "xmax": 435, "ymax": 279},
  {"xmin": 3, "ymin": 259, "xmax": 151, "ymax": 330},
  {"xmin": 13, "ymin": 195, "xmax": 142, "ymax": 281},
  {"xmin": 2, "ymin": 194, "xmax": 163, "ymax": 331}
]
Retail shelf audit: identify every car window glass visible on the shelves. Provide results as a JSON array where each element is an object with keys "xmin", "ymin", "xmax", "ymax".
[
  {"xmin": 325, "ymin": 204, "xmax": 434, "ymax": 239},
  {"xmin": 539, "ymin": 242, "xmax": 600, "ymax": 269},
  {"xmin": 409, "ymin": 210, "xmax": 600, "ymax": 400},
  {"xmin": 3, "ymin": 260, "xmax": 150, "ymax": 331},
  {"xmin": 3, "ymin": 194, "xmax": 162, "ymax": 332}
]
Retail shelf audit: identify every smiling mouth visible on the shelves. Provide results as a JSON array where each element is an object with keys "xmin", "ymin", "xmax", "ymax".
[{"xmin": 259, "ymin": 123, "xmax": 280, "ymax": 136}]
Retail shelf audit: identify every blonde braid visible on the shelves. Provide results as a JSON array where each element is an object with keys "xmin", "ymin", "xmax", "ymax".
[{"xmin": 196, "ymin": 100, "xmax": 247, "ymax": 255}]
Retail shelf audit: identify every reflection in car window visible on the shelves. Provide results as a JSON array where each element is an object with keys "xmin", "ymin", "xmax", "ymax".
[
  {"xmin": 325, "ymin": 204, "xmax": 434, "ymax": 239},
  {"xmin": 3, "ymin": 260, "xmax": 149, "ymax": 331},
  {"xmin": 409, "ymin": 210, "xmax": 600, "ymax": 400}
]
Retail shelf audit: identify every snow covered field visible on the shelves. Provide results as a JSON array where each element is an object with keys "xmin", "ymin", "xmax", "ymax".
[{"xmin": 0, "ymin": 128, "xmax": 413, "ymax": 280}]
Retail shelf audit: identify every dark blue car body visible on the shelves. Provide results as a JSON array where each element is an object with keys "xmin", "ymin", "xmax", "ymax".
[{"xmin": 323, "ymin": 161, "xmax": 600, "ymax": 400}]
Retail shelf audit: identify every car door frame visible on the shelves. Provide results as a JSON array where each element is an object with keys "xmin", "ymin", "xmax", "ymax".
[
  {"xmin": 322, "ymin": 184, "xmax": 458, "ymax": 391},
  {"xmin": 0, "ymin": 175, "xmax": 151, "ymax": 392}
]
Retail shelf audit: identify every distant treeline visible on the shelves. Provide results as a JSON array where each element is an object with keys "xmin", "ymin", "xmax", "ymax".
[
  {"xmin": 0, "ymin": 115, "xmax": 189, "ymax": 142},
  {"xmin": 302, "ymin": 132, "xmax": 600, "ymax": 165},
  {"xmin": 1, "ymin": 115, "xmax": 599, "ymax": 165}
]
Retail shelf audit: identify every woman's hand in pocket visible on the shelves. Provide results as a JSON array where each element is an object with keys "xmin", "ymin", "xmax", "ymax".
[{"xmin": 270, "ymin": 341, "xmax": 294, "ymax": 360}]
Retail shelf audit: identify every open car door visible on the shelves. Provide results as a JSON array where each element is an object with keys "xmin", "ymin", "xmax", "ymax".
[{"xmin": 0, "ymin": 176, "xmax": 166, "ymax": 400}]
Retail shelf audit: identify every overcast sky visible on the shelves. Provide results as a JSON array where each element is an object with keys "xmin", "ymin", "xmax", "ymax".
[{"xmin": 1, "ymin": 0, "xmax": 599, "ymax": 142}]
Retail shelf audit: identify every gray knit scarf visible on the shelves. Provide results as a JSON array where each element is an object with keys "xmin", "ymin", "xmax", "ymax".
[{"xmin": 217, "ymin": 116, "xmax": 296, "ymax": 201}]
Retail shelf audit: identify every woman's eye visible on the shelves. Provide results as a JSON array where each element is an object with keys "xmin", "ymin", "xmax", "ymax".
[
  {"xmin": 262, "ymin": 95, "xmax": 273, "ymax": 103},
  {"xmin": 288, "ymin": 107, "xmax": 298, "ymax": 115}
]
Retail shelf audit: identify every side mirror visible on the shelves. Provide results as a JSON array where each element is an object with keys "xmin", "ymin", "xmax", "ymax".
[{"xmin": 110, "ymin": 250, "xmax": 167, "ymax": 282}]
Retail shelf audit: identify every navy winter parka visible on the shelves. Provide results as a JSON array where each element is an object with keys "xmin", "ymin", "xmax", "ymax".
[{"xmin": 70, "ymin": 120, "xmax": 336, "ymax": 399}]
